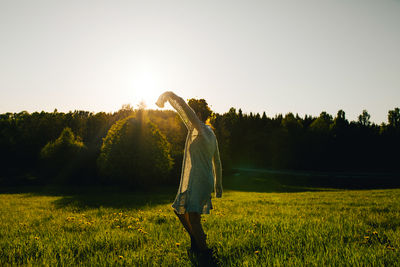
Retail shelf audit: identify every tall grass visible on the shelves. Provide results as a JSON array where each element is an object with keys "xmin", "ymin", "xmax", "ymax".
[
  {"xmin": 0, "ymin": 172, "xmax": 400, "ymax": 266},
  {"xmin": 1, "ymin": 180, "xmax": 399, "ymax": 265}
]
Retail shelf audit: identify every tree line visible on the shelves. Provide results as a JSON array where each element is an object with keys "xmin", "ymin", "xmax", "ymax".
[
  {"xmin": 0, "ymin": 102, "xmax": 399, "ymax": 187},
  {"xmin": 212, "ymin": 108, "xmax": 399, "ymax": 172}
]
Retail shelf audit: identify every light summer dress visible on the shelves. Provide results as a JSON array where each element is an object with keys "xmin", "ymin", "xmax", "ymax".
[{"xmin": 156, "ymin": 92, "xmax": 223, "ymax": 214}]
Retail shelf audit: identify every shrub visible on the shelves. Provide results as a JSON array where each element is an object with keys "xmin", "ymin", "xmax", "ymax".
[
  {"xmin": 40, "ymin": 127, "xmax": 87, "ymax": 183},
  {"xmin": 97, "ymin": 114, "xmax": 173, "ymax": 187}
]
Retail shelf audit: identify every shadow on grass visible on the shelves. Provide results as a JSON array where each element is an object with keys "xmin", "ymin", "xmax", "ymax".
[
  {"xmin": 0, "ymin": 185, "xmax": 177, "ymax": 211},
  {"xmin": 52, "ymin": 190, "xmax": 176, "ymax": 211},
  {"xmin": 224, "ymin": 168, "xmax": 400, "ymax": 193}
]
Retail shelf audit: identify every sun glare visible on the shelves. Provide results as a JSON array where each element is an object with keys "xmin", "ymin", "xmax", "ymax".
[{"xmin": 131, "ymin": 71, "xmax": 162, "ymax": 109}]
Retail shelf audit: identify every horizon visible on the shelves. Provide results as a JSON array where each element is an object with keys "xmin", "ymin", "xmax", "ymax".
[{"xmin": 1, "ymin": 101, "xmax": 396, "ymax": 126}]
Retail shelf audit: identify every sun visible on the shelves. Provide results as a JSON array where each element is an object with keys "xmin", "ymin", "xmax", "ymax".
[{"xmin": 131, "ymin": 71, "xmax": 162, "ymax": 109}]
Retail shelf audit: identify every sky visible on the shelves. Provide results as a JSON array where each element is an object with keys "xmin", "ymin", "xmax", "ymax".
[{"xmin": 1, "ymin": 0, "xmax": 399, "ymax": 124}]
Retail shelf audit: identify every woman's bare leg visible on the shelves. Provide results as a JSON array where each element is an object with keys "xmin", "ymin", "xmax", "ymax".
[
  {"xmin": 174, "ymin": 211, "xmax": 193, "ymax": 235},
  {"xmin": 174, "ymin": 211, "xmax": 199, "ymax": 250},
  {"xmin": 188, "ymin": 212, "xmax": 208, "ymax": 251}
]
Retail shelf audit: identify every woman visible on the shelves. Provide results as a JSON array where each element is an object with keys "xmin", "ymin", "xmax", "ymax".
[{"xmin": 156, "ymin": 91, "xmax": 223, "ymax": 257}]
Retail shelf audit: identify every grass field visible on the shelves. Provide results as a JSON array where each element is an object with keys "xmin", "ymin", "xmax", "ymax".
[{"xmin": 1, "ymin": 171, "xmax": 400, "ymax": 266}]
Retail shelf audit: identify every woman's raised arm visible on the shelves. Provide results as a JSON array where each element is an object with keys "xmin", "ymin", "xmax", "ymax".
[{"xmin": 156, "ymin": 91, "xmax": 203, "ymax": 131}]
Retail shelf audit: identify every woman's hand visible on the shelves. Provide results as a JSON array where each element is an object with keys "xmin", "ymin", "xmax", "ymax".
[
  {"xmin": 156, "ymin": 95, "xmax": 166, "ymax": 108},
  {"xmin": 156, "ymin": 91, "xmax": 172, "ymax": 108}
]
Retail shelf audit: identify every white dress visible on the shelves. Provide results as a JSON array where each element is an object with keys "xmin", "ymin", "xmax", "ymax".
[{"xmin": 156, "ymin": 91, "xmax": 223, "ymax": 214}]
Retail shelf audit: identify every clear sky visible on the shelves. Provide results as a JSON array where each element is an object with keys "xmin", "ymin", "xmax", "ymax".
[{"xmin": 1, "ymin": 0, "xmax": 399, "ymax": 124}]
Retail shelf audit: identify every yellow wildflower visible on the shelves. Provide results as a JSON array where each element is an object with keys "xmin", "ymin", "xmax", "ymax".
[{"xmin": 138, "ymin": 228, "xmax": 148, "ymax": 234}]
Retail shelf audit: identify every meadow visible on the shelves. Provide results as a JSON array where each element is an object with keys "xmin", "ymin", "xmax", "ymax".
[{"xmin": 1, "ymin": 170, "xmax": 399, "ymax": 266}]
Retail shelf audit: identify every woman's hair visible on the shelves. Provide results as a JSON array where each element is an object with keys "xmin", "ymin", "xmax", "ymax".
[
  {"xmin": 188, "ymin": 99, "xmax": 212, "ymax": 124},
  {"xmin": 196, "ymin": 112, "xmax": 209, "ymax": 123}
]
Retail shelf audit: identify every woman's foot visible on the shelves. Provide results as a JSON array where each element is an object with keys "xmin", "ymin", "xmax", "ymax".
[
  {"xmin": 198, "ymin": 248, "xmax": 219, "ymax": 267},
  {"xmin": 190, "ymin": 235, "xmax": 199, "ymax": 251}
]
